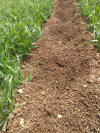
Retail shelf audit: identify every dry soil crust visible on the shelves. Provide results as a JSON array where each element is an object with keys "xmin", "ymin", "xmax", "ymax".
[{"xmin": 7, "ymin": 0, "xmax": 100, "ymax": 133}]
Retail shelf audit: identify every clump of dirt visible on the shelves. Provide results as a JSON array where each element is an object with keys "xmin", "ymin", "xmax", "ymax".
[{"xmin": 6, "ymin": 0, "xmax": 100, "ymax": 133}]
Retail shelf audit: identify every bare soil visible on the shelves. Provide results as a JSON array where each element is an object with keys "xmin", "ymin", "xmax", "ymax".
[{"xmin": 7, "ymin": 0, "xmax": 100, "ymax": 133}]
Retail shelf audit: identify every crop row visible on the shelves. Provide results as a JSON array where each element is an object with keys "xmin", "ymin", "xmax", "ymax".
[
  {"xmin": 0, "ymin": 0, "xmax": 53, "ymax": 130},
  {"xmin": 78, "ymin": 0, "xmax": 100, "ymax": 50}
]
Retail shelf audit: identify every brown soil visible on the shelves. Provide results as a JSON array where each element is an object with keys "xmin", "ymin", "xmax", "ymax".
[{"xmin": 6, "ymin": 0, "xmax": 100, "ymax": 133}]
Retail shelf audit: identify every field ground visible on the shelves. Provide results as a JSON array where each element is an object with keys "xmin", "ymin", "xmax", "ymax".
[{"xmin": 6, "ymin": 0, "xmax": 100, "ymax": 132}]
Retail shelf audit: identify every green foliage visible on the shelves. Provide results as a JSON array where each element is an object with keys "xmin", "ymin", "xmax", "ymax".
[
  {"xmin": 78, "ymin": 0, "xmax": 100, "ymax": 51},
  {"xmin": 0, "ymin": 0, "xmax": 53, "ymax": 130}
]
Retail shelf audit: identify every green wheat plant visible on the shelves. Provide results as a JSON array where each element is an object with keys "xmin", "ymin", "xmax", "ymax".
[
  {"xmin": 78, "ymin": 0, "xmax": 100, "ymax": 51},
  {"xmin": 0, "ymin": 0, "xmax": 53, "ymax": 130}
]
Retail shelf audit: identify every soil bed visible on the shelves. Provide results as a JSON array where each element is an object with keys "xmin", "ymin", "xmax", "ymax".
[{"xmin": 7, "ymin": 0, "xmax": 100, "ymax": 132}]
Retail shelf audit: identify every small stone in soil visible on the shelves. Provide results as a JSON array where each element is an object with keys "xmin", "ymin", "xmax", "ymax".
[
  {"xmin": 98, "ymin": 77, "xmax": 100, "ymax": 81},
  {"xmin": 20, "ymin": 118, "xmax": 24, "ymax": 127},
  {"xmin": 57, "ymin": 114, "xmax": 62, "ymax": 119},
  {"xmin": 42, "ymin": 91, "xmax": 45, "ymax": 95},
  {"xmin": 18, "ymin": 89, "xmax": 23, "ymax": 94},
  {"xmin": 84, "ymin": 84, "xmax": 87, "ymax": 88}
]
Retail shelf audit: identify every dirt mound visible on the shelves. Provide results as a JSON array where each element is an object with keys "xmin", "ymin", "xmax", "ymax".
[{"xmin": 7, "ymin": 0, "xmax": 100, "ymax": 133}]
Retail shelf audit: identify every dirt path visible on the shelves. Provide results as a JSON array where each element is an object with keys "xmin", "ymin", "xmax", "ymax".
[{"xmin": 7, "ymin": 0, "xmax": 100, "ymax": 133}]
